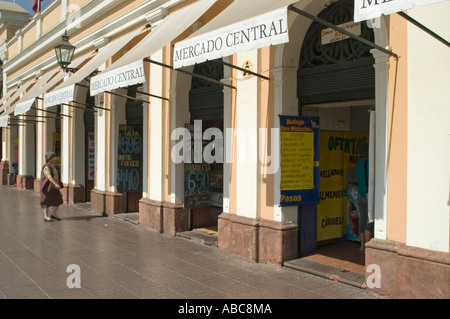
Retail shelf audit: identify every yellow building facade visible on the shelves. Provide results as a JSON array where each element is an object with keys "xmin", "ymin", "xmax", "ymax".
[{"xmin": 0, "ymin": 0, "xmax": 448, "ymax": 298}]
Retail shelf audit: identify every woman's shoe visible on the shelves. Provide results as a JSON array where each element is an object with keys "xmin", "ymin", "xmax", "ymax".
[
  {"xmin": 44, "ymin": 218, "xmax": 54, "ymax": 222},
  {"xmin": 51, "ymin": 215, "xmax": 62, "ymax": 221}
]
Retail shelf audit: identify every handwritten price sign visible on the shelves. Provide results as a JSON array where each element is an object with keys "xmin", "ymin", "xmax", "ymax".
[
  {"xmin": 117, "ymin": 125, "xmax": 143, "ymax": 193},
  {"xmin": 184, "ymin": 164, "xmax": 211, "ymax": 209}
]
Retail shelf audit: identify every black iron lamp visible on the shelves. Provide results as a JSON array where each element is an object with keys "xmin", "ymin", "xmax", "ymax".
[{"xmin": 54, "ymin": 31, "xmax": 77, "ymax": 72}]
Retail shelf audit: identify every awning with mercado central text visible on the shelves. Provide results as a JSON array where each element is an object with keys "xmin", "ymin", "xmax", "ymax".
[
  {"xmin": 90, "ymin": 0, "xmax": 216, "ymax": 96},
  {"xmin": 173, "ymin": 0, "xmax": 296, "ymax": 69},
  {"xmin": 44, "ymin": 27, "xmax": 144, "ymax": 108},
  {"xmin": 354, "ymin": 0, "xmax": 450, "ymax": 22}
]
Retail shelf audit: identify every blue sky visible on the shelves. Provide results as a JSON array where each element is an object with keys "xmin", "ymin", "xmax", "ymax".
[{"xmin": 2, "ymin": 0, "xmax": 53, "ymax": 15}]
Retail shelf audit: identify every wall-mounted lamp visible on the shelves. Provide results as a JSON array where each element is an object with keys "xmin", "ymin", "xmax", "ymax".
[{"xmin": 54, "ymin": 31, "xmax": 77, "ymax": 73}]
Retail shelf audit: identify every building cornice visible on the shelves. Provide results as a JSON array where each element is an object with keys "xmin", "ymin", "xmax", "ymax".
[{"xmin": 3, "ymin": 0, "xmax": 184, "ymax": 86}]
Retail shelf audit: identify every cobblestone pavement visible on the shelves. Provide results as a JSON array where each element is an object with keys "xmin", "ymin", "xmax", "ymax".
[{"xmin": 0, "ymin": 185, "xmax": 381, "ymax": 301}]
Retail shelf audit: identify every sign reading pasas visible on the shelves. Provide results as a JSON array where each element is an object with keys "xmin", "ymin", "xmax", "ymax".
[{"xmin": 354, "ymin": 0, "xmax": 449, "ymax": 22}]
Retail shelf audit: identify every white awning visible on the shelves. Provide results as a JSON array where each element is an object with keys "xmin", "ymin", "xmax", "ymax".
[
  {"xmin": 18, "ymin": 71, "xmax": 58, "ymax": 104},
  {"xmin": 0, "ymin": 78, "xmax": 36, "ymax": 115},
  {"xmin": 90, "ymin": 0, "xmax": 217, "ymax": 96},
  {"xmin": 43, "ymin": 84, "xmax": 77, "ymax": 109},
  {"xmin": 354, "ymin": 0, "xmax": 449, "ymax": 22},
  {"xmin": 14, "ymin": 99, "xmax": 37, "ymax": 116},
  {"xmin": 173, "ymin": 0, "xmax": 296, "ymax": 69},
  {"xmin": 0, "ymin": 89, "xmax": 18, "ymax": 112},
  {"xmin": 14, "ymin": 71, "xmax": 57, "ymax": 116},
  {"xmin": 44, "ymin": 28, "xmax": 144, "ymax": 108},
  {"xmin": 90, "ymin": 59, "xmax": 146, "ymax": 96},
  {"xmin": 0, "ymin": 115, "xmax": 8, "ymax": 127},
  {"xmin": 6, "ymin": 50, "xmax": 93, "ymax": 119}
]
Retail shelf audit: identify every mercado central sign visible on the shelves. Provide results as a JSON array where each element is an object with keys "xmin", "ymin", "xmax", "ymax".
[
  {"xmin": 354, "ymin": 0, "xmax": 449, "ymax": 22},
  {"xmin": 90, "ymin": 60, "xmax": 146, "ymax": 96},
  {"xmin": 173, "ymin": 7, "xmax": 289, "ymax": 69}
]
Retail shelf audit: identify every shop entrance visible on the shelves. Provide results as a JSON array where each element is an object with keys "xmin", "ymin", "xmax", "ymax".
[
  {"xmin": 187, "ymin": 59, "xmax": 224, "ymax": 231},
  {"xmin": 84, "ymin": 92, "xmax": 95, "ymax": 202},
  {"xmin": 122, "ymin": 84, "xmax": 143, "ymax": 213},
  {"xmin": 296, "ymin": 0, "xmax": 375, "ymax": 273}
]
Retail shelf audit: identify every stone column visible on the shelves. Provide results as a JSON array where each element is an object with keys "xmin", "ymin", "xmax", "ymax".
[
  {"xmin": 91, "ymin": 93, "xmax": 108, "ymax": 214},
  {"xmin": 139, "ymin": 49, "xmax": 187, "ymax": 235}
]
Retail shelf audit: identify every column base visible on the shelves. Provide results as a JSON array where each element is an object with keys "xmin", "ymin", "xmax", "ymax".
[
  {"xmin": 17, "ymin": 175, "xmax": 34, "ymax": 190},
  {"xmin": 34, "ymin": 179, "xmax": 40, "ymax": 194},
  {"xmin": 105, "ymin": 191, "xmax": 125, "ymax": 216},
  {"xmin": 365, "ymin": 238, "xmax": 450, "ymax": 298},
  {"xmin": 139, "ymin": 198, "xmax": 163, "ymax": 233},
  {"xmin": 91, "ymin": 189, "xmax": 106, "ymax": 215},
  {"xmin": 8, "ymin": 174, "xmax": 15, "ymax": 186},
  {"xmin": 218, "ymin": 213, "xmax": 298, "ymax": 268},
  {"xmin": 139, "ymin": 199, "xmax": 189, "ymax": 236},
  {"xmin": 0, "ymin": 161, "xmax": 9, "ymax": 185},
  {"xmin": 163, "ymin": 202, "xmax": 189, "ymax": 235},
  {"xmin": 60, "ymin": 184, "xmax": 69, "ymax": 203},
  {"xmin": 66, "ymin": 184, "xmax": 85, "ymax": 204}
]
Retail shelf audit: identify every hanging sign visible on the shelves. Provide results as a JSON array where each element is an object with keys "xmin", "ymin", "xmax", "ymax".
[
  {"xmin": 44, "ymin": 84, "xmax": 75, "ymax": 108},
  {"xmin": 279, "ymin": 116, "xmax": 320, "ymax": 206},
  {"xmin": 117, "ymin": 125, "xmax": 143, "ymax": 192},
  {"xmin": 184, "ymin": 163, "xmax": 211, "ymax": 209},
  {"xmin": 354, "ymin": 0, "xmax": 449, "ymax": 22},
  {"xmin": 90, "ymin": 60, "xmax": 146, "ymax": 96},
  {"xmin": 321, "ymin": 21, "xmax": 361, "ymax": 45},
  {"xmin": 173, "ymin": 7, "xmax": 289, "ymax": 69}
]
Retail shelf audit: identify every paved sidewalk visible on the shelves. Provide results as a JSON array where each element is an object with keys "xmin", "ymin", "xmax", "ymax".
[{"xmin": 0, "ymin": 185, "xmax": 380, "ymax": 300}]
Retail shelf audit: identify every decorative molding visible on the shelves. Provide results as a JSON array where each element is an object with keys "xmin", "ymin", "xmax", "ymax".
[
  {"xmin": 145, "ymin": 7, "xmax": 169, "ymax": 25},
  {"xmin": 299, "ymin": 0, "xmax": 374, "ymax": 69},
  {"xmin": 4, "ymin": 0, "xmax": 184, "ymax": 86},
  {"xmin": 93, "ymin": 36, "xmax": 111, "ymax": 49}
]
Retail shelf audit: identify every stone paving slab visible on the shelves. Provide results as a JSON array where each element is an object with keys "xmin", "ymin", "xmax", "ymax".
[
  {"xmin": 283, "ymin": 258, "xmax": 366, "ymax": 289},
  {"xmin": 0, "ymin": 185, "xmax": 380, "ymax": 301}
]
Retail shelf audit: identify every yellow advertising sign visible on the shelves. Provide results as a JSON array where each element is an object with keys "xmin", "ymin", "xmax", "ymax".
[
  {"xmin": 317, "ymin": 131, "xmax": 369, "ymax": 241},
  {"xmin": 280, "ymin": 131, "xmax": 314, "ymax": 191},
  {"xmin": 52, "ymin": 133, "xmax": 61, "ymax": 168}
]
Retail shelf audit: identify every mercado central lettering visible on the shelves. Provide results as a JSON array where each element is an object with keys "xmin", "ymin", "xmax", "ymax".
[
  {"xmin": 174, "ymin": 20, "xmax": 287, "ymax": 63},
  {"xmin": 44, "ymin": 89, "xmax": 73, "ymax": 105},
  {"xmin": 91, "ymin": 66, "xmax": 145, "ymax": 92}
]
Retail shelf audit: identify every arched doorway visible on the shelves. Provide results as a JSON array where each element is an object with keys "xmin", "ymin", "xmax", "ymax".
[
  {"xmin": 84, "ymin": 91, "xmax": 95, "ymax": 201},
  {"xmin": 188, "ymin": 59, "xmax": 224, "ymax": 229},
  {"xmin": 296, "ymin": 0, "xmax": 375, "ymax": 272},
  {"xmin": 124, "ymin": 84, "xmax": 143, "ymax": 213}
]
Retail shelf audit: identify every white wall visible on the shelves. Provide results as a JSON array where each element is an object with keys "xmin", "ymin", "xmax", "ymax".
[
  {"xmin": 406, "ymin": 2, "xmax": 450, "ymax": 252},
  {"xmin": 149, "ymin": 49, "xmax": 164, "ymax": 201},
  {"xmin": 235, "ymin": 50, "xmax": 258, "ymax": 219}
]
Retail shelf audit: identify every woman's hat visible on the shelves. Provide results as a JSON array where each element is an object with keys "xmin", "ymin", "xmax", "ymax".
[{"xmin": 45, "ymin": 152, "xmax": 56, "ymax": 162}]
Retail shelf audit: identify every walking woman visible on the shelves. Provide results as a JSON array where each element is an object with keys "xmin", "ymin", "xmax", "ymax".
[{"xmin": 40, "ymin": 152, "xmax": 63, "ymax": 222}]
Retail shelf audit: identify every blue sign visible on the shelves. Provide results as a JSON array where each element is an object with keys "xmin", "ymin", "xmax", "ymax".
[{"xmin": 279, "ymin": 116, "xmax": 320, "ymax": 206}]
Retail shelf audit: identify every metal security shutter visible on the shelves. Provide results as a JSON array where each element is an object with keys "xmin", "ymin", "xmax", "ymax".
[
  {"xmin": 297, "ymin": 0, "xmax": 375, "ymax": 107},
  {"xmin": 84, "ymin": 93, "xmax": 95, "ymax": 132},
  {"xmin": 126, "ymin": 101, "xmax": 143, "ymax": 126},
  {"xmin": 189, "ymin": 60, "xmax": 224, "ymax": 121},
  {"xmin": 189, "ymin": 86, "xmax": 223, "ymax": 121},
  {"xmin": 126, "ymin": 85, "xmax": 143, "ymax": 126},
  {"xmin": 298, "ymin": 57, "xmax": 375, "ymax": 105}
]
